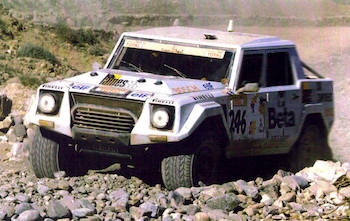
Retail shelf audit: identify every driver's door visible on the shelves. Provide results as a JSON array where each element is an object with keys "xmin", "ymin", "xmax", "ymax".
[{"xmin": 227, "ymin": 50, "xmax": 269, "ymax": 157}]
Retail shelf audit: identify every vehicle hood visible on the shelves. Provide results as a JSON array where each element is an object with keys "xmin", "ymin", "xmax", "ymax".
[{"xmin": 62, "ymin": 69, "xmax": 225, "ymax": 97}]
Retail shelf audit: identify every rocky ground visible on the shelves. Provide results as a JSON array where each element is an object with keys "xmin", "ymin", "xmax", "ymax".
[{"xmin": 1, "ymin": 152, "xmax": 350, "ymax": 220}]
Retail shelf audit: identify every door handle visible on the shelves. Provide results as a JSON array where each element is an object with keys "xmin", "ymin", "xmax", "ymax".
[{"xmin": 292, "ymin": 94, "xmax": 300, "ymax": 100}]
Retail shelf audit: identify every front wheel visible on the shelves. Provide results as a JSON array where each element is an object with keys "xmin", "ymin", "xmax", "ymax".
[
  {"xmin": 161, "ymin": 134, "xmax": 222, "ymax": 190},
  {"xmin": 29, "ymin": 127, "xmax": 82, "ymax": 178}
]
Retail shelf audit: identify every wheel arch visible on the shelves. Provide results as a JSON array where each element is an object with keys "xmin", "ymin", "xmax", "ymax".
[
  {"xmin": 177, "ymin": 101, "xmax": 230, "ymax": 144},
  {"xmin": 300, "ymin": 113, "xmax": 328, "ymax": 138}
]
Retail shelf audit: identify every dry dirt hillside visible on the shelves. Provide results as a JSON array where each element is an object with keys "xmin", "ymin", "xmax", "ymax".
[{"xmin": 1, "ymin": 0, "xmax": 350, "ymax": 29}]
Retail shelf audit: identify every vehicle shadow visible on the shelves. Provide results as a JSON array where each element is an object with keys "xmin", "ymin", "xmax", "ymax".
[
  {"xmin": 87, "ymin": 142, "xmax": 333, "ymax": 187},
  {"xmin": 87, "ymin": 154, "xmax": 291, "ymax": 186}
]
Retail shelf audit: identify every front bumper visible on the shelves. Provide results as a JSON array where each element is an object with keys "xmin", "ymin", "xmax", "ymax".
[{"xmin": 72, "ymin": 126, "xmax": 130, "ymax": 146}]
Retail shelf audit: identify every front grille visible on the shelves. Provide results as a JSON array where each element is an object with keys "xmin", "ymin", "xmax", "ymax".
[
  {"xmin": 72, "ymin": 105, "xmax": 137, "ymax": 133},
  {"xmin": 70, "ymin": 93, "xmax": 144, "ymax": 133}
]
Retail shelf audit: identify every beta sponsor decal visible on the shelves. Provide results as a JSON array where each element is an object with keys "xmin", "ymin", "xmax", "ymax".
[
  {"xmin": 90, "ymin": 86, "xmax": 130, "ymax": 96},
  {"xmin": 268, "ymin": 107, "xmax": 295, "ymax": 129},
  {"xmin": 126, "ymin": 92, "xmax": 153, "ymax": 101}
]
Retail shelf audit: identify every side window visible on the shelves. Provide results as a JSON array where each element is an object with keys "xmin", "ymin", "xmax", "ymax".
[
  {"xmin": 266, "ymin": 51, "xmax": 293, "ymax": 87},
  {"xmin": 237, "ymin": 53, "xmax": 264, "ymax": 88}
]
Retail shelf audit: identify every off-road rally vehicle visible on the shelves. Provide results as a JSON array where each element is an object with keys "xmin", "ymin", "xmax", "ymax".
[{"xmin": 27, "ymin": 26, "xmax": 334, "ymax": 190}]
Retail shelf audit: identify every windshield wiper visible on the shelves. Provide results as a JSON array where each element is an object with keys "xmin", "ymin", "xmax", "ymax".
[
  {"xmin": 121, "ymin": 60, "xmax": 143, "ymax": 73},
  {"xmin": 164, "ymin": 64, "xmax": 187, "ymax": 78}
]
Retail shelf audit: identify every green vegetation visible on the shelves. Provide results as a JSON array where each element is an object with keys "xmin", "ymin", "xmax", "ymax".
[
  {"xmin": 17, "ymin": 43, "xmax": 59, "ymax": 65},
  {"xmin": 54, "ymin": 22, "xmax": 98, "ymax": 46},
  {"xmin": 0, "ymin": 63, "xmax": 41, "ymax": 88},
  {"xmin": 18, "ymin": 74, "xmax": 43, "ymax": 88},
  {"xmin": 89, "ymin": 44, "xmax": 107, "ymax": 56}
]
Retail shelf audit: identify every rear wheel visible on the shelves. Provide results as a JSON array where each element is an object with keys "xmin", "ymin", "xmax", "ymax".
[
  {"xmin": 289, "ymin": 123, "xmax": 332, "ymax": 172},
  {"xmin": 161, "ymin": 132, "xmax": 222, "ymax": 190}
]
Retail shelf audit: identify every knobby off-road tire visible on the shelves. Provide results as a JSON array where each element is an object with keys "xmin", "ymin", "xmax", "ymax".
[
  {"xmin": 289, "ymin": 124, "xmax": 332, "ymax": 172},
  {"xmin": 29, "ymin": 127, "xmax": 82, "ymax": 178},
  {"xmin": 29, "ymin": 127, "xmax": 61, "ymax": 178},
  {"xmin": 161, "ymin": 133, "xmax": 222, "ymax": 190}
]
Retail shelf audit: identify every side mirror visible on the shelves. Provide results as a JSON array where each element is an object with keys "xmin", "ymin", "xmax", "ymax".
[
  {"xmin": 92, "ymin": 62, "xmax": 102, "ymax": 71},
  {"xmin": 236, "ymin": 83, "xmax": 259, "ymax": 94}
]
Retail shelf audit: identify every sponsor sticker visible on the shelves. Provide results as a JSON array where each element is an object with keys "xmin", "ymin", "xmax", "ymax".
[
  {"xmin": 71, "ymin": 84, "xmax": 91, "ymax": 91},
  {"xmin": 90, "ymin": 86, "xmax": 130, "ymax": 96},
  {"xmin": 203, "ymin": 82, "xmax": 214, "ymax": 90},
  {"xmin": 231, "ymin": 94, "xmax": 248, "ymax": 107},
  {"xmin": 114, "ymin": 74, "xmax": 122, "ymax": 79},
  {"xmin": 192, "ymin": 93, "xmax": 214, "ymax": 101},
  {"xmin": 151, "ymin": 98, "xmax": 174, "ymax": 105},
  {"xmin": 127, "ymin": 92, "xmax": 153, "ymax": 101},
  {"xmin": 42, "ymin": 84, "xmax": 63, "ymax": 90},
  {"xmin": 172, "ymin": 85, "xmax": 200, "ymax": 94}
]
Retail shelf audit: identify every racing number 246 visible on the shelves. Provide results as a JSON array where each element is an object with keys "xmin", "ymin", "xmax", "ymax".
[{"xmin": 229, "ymin": 110, "xmax": 247, "ymax": 134}]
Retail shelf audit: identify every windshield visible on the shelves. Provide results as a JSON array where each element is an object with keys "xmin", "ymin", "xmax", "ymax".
[{"xmin": 108, "ymin": 38, "xmax": 235, "ymax": 82}]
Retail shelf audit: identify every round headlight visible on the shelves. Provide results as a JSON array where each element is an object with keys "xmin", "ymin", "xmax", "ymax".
[
  {"xmin": 152, "ymin": 108, "xmax": 170, "ymax": 129},
  {"xmin": 38, "ymin": 93, "xmax": 57, "ymax": 114}
]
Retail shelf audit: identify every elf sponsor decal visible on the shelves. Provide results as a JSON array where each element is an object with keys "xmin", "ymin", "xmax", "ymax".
[
  {"xmin": 203, "ymin": 82, "xmax": 214, "ymax": 90},
  {"xmin": 192, "ymin": 93, "xmax": 214, "ymax": 101},
  {"xmin": 268, "ymin": 107, "xmax": 295, "ymax": 129},
  {"xmin": 90, "ymin": 86, "xmax": 130, "ymax": 96},
  {"xmin": 71, "ymin": 84, "xmax": 91, "ymax": 91},
  {"xmin": 127, "ymin": 92, "xmax": 153, "ymax": 101},
  {"xmin": 172, "ymin": 85, "xmax": 200, "ymax": 94},
  {"xmin": 229, "ymin": 110, "xmax": 247, "ymax": 134}
]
